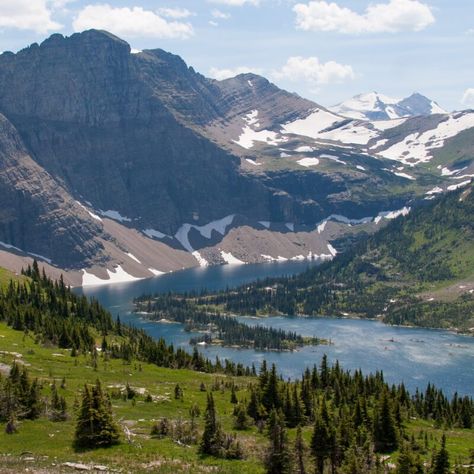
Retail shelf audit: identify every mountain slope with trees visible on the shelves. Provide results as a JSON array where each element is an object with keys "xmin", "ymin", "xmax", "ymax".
[
  {"xmin": 0, "ymin": 265, "xmax": 472, "ymax": 472},
  {"xmin": 171, "ymin": 186, "xmax": 474, "ymax": 332}
]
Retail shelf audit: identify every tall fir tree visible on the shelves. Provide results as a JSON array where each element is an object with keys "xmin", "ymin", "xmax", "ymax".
[
  {"xmin": 431, "ymin": 435, "xmax": 450, "ymax": 474},
  {"xmin": 264, "ymin": 409, "xmax": 291, "ymax": 474},
  {"xmin": 73, "ymin": 380, "xmax": 120, "ymax": 449},
  {"xmin": 311, "ymin": 399, "xmax": 334, "ymax": 474},
  {"xmin": 294, "ymin": 425, "xmax": 306, "ymax": 474},
  {"xmin": 199, "ymin": 393, "xmax": 223, "ymax": 456},
  {"xmin": 373, "ymin": 389, "xmax": 398, "ymax": 452}
]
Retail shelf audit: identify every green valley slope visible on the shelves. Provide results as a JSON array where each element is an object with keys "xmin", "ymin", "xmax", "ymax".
[{"xmin": 184, "ymin": 186, "xmax": 474, "ymax": 332}]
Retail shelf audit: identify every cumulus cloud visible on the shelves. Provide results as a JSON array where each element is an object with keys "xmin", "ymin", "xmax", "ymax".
[
  {"xmin": 294, "ymin": 0, "xmax": 435, "ymax": 34},
  {"xmin": 272, "ymin": 56, "xmax": 355, "ymax": 85},
  {"xmin": 208, "ymin": 0, "xmax": 260, "ymax": 6},
  {"xmin": 73, "ymin": 4, "xmax": 194, "ymax": 39},
  {"xmin": 462, "ymin": 89, "xmax": 474, "ymax": 107},
  {"xmin": 209, "ymin": 66, "xmax": 263, "ymax": 80},
  {"xmin": 157, "ymin": 7, "xmax": 194, "ymax": 19},
  {"xmin": 0, "ymin": 0, "xmax": 62, "ymax": 33},
  {"xmin": 211, "ymin": 9, "xmax": 231, "ymax": 19}
]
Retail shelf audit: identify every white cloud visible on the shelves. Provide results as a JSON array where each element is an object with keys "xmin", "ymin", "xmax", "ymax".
[
  {"xmin": 208, "ymin": 0, "xmax": 260, "ymax": 6},
  {"xmin": 211, "ymin": 9, "xmax": 231, "ymax": 19},
  {"xmin": 209, "ymin": 20, "xmax": 219, "ymax": 27},
  {"xmin": 294, "ymin": 0, "xmax": 435, "ymax": 34},
  {"xmin": 0, "ymin": 0, "xmax": 62, "ymax": 33},
  {"xmin": 462, "ymin": 89, "xmax": 474, "ymax": 107},
  {"xmin": 157, "ymin": 7, "xmax": 194, "ymax": 19},
  {"xmin": 209, "ymin": 66, "xmax": 263, "ymax": 80},
  {"xmin": 73, "ymin": 4, "xmax": 194, "ymax": 39},
  {"xmin": 272, "ymin": 56, "xmax": 355, "ymax": 85},
  {"xmin": 48, "ymin": 0, "xmax": 76, "ymax": 9}
]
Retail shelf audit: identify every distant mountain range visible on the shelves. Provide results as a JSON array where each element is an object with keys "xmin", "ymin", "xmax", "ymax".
[
  {"xmin": 331, "ymin": 91, "xmax": 446, "ymax": 121},
  {"xmin": 0, "ymin": 30, "xmax": 473, "ymax": 286}
]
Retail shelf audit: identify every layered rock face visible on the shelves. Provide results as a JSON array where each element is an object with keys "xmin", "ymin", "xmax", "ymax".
[
  {"xmin": 0, "ymin": 31, "xmax": 272, "ymax": 236},
  {"xmin": 0, "ymin": 114, "xmax": 107, "ymax": 268},
  {"xmin": 0, "ymin": 30, "xmax": 471, "ymax": 279}
]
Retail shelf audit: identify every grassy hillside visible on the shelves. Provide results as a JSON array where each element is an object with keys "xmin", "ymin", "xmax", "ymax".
[
  {"xmin": 0, "ymin": 267, "xmax": 25, "ymax": 288},
  {"xmin": 178, "ymin": 186, "xmax": 474, "ymax": 332},
  {"xmin": 1, "ymin": 321, "xmax": 472, "ymax": 473}
]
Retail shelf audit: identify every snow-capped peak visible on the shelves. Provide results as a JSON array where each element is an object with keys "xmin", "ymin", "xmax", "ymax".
[{"xmin": 331, "ymin": 92, "xmax": 446, "ymax": 121}]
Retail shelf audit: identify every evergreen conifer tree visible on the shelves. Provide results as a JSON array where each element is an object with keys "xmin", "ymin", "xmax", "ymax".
[
  {"xmin": 264, "ymin": 409, "xmax": 291, "ymax": 474},
  {"xmin": 73, "ymin": 380, "xmax": 120, "ymax": 449},
  {"xmin": 199, "ymin": 393, "xmax": 223, "ymax": 456},
  {"xmin": 431, "ymin": 435, "xmax": 450, "ymax": 474}
]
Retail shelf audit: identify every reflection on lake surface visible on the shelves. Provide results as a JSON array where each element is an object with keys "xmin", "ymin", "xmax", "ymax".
[{"xmin": 79, "ymin": 261, "xmax": 474, "ymax": 396}]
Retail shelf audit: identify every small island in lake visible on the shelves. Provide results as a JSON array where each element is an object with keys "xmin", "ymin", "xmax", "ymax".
[{"xmin": 134, "ymin": 294, "xmax": 328, "ymax": 351}]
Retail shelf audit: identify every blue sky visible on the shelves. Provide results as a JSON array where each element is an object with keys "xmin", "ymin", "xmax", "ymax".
[{"xmin": 0, "ymin": 0, "xmax": 473, "ymax": 110}]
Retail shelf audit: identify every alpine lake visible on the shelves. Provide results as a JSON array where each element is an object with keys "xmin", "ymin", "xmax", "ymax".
[{"xmin": 78, "ymin": 261, "xmax": 474, "ymax": 397}]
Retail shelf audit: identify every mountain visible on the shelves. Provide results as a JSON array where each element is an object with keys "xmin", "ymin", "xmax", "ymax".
[
  {"xmin": 0, "ymin": 30, "xmax": 472, "ymax": 286},
  {"xmin": 331, "ymin": 91, "xmax": 446, "ymax": 121},
  {"xmin": 191, "ymin": 185, "xmax": 474, "ymax": 332}
]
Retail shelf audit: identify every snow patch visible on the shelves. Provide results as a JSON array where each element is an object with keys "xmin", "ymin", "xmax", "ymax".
[
  {"xmin": 234, "ymin": 126, "xmax": 282, "ymax": 149},
  {"xmin": 317, "ymin": 220, "xmax": 327, "ymax": 233},
  {"xmin": 379, "ymin": 112, "xmax": 474, "ymax": 166},
  {"xmin": 76, "ymin": 201, "xmax": 102, "ymax": 222},
  {"xmin": 221, "ymin": 251, "xmax": 244, "ymax": 265},
  {"xmin": 285, "ymin": 223, "xmax": 294, "ymax": 231},
  {"xmin": 447, "ymin": 180, "xmax": 472, "ymax": 191},
  {"xmin": 318, "ymin": 122, "xmax": 379, "ymax": 145},
  {"xmin": 0, "ymin": 241, "xmax": 52, "ymax": 263},
  {"xmin": 282, "ymin": 109, "xmax": 341, "ymax": 138},
  {"xmin": 245, "ymin": 158, "xmax": 261, "ymax": 166},
  {"xmin": 244, "ymin": 110, "xmax": 259, "ymax": 126},
  {"xmin": 295, "ymin": 145, "xmax": 314, "ymax": 153},
  {"xmin": 143, "ymin": 228, "xmax": 167, "ymax": 239},
  {"xmin": 175, "ymin": 215, "xmax": 235, "ymax": 252},
  {"xmin": 441, "ymin": 167, "xmax": 466, "ymax": 176},
  {"xmin": 192, "ymin": 251, "xmax": 209, "ymax": 267},
  {"xmin": 356, "ymin": 165, "xmax": 366, "ymax": 171},
  {"xmin": 126, "ymin": 252, "xmax": 141, "ymax": 264},
  {"xmin": 426, "ymin": 186, "xmax": 443, "ymax": 195},
  {"xmin": 82, "ymin": 265, "xmax": 143, "ymax": 287},
  {"xmin": 259, "ymin": 221, "xmax": 271, "ymax": 229},
  {"xmin": 374, "ymin": 207, "xmax": 411, "ymax": 224},
  {"xmin": 234, "ymin": 110, "xmax": 284, "ymax": 149},
  {"xmin": 320, "ymin": 154, "xmax": 346, "ymax": 165},
  {"xmin": 261, "ymin": 255, "xmax": 288, "ymax": 262},
  {"xmin": 100, "ymin": 210, "xmax": 132, "ymax": 222},
  {"xmin": 148, "ymin": 268, "xmax": 165, "ymax": 276},
  {"xmin": 393, "ymin": 171, "xmax": 416, "ymax": 180},
  {"xmin": 327, "ymin": 244, "xmax": 337, "ymax": 257},
  {"xmin": 297, "ymin": 157, "xmax": 319, "ymax": 167},
  {"xmin": 29, "ymin": 252, "xmax": 52, "ymax": 264}
]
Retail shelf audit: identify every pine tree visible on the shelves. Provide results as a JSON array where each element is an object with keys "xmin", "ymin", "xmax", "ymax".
[
  {"xmin": 373, "ymin": 389, "xmax": 398, "ymax": 452},
  {"xmin": 50, "ymin": 381, "xmax": 68, "ymax": 422},
  {"xmin": 199, "ymin": 393, "xmax": 223, "ymax": 456},
  {"xmin": 311, "ymin": 401, "xmax": 334, "ymax": 474},
  {"xmin": 262, "ymin": 364, "xmax": 281, "ymax": 412},
  {"xmin": 294, "ymin": 425, "xmax": 306, "ymax": 474},
  {"xmin": 247, "ymin": 386, "xmax": 265, "ymax": 422},
  {"xmin": 431, "ymin": 435, "xmax": 450, "ymax": 474},
  {"xmin": 233, "ymin": 403, "xmax": 250, "ymax": 430},
  {"xmin": 73, "ymin": 380, "xmax": 120, "ymax": 449},
  {"xmin": 396, "ymin": 442, "xmax": 423, "ymax": 474},
  {"xmin": 264, "ymin": 409, "xmax": 291, "ymax": 474},
  {"xmin": 230, "ymin": 384, "xmax": 238, "ymax": 404}
]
